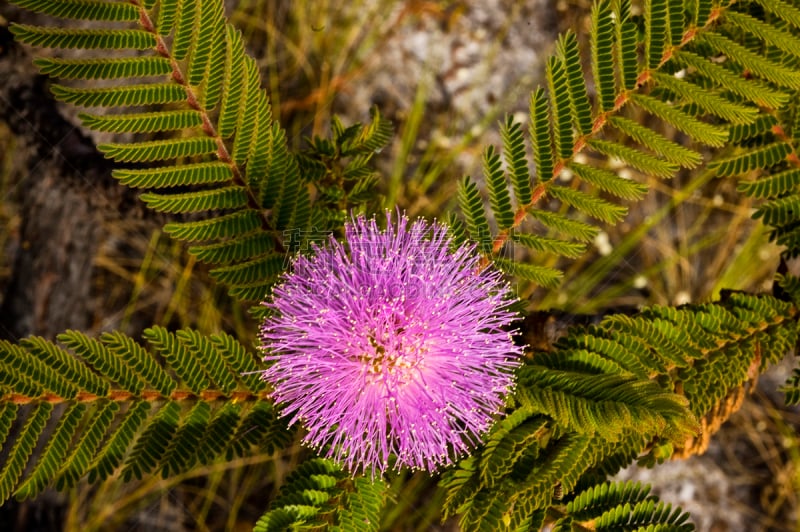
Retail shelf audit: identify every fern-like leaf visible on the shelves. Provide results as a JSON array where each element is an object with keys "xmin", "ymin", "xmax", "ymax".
[
  {"xmin": 458, "ymin": 177, "xmax": 493, "ymax": 253},
  {"xmin": 442, "ymin": 293, "xmax": 795, "ymax": 527},
  {"xmin": 33, "ymin": 56, "xmax": 171, "ymax": 80},
  {"xmin": 254, "ymin": 458, "xmax": 386, "ymax": 532},
  {"xmin": 501, "ymin": 115, "xmax": 533, "ymax": 206},
  {"xmin": 547, "ymin": 185, "xmax": 628, "ymax": 223},
  {"xmin": 11, "ymin": 25, "xmax": 156, "ymax": 49},
  {"xmin": 607, "ymin": 115, "xmax": 702, "ymax": 168},
  {"xmin": 672, "ymin": 50, "xmax": 788, "ymax": 109},
  {"xmin": 737, "ymin": 169, "xmax": 800, "ymax": 199},
  {"xmin": 11, "ymin": 0, "xmax": 139, "ymax": 21},
  {"xmin": 547, "ymin": 55, "xmax": 575, "ymax": 161},
  {"xmin": 649, "ymin": 71, "xmax": 759, "ymax": 125},
  {"xmin": 10, "ymin": 0, "xmax": 318, "ymax": 301},
  {"xmin": 592, "ymin": 0, "xmax": 616, "ymax": 112},
  {"xmin": 560, "ymin": 32, "xmax": 594, "ymax": 137},
  {"xmin": 484, "ymin": 145, "xmax": 515, "ymax": 229},
  {"xmin": 0, "ymin": 329, "xmax": 288, "ymax": 503},
  {"xmin": 529, "ymin": 88, "xmax": 555, "ymax": 187},
  {"xmin": 569, "ymin": 163, "xmax": 648, "ymax": 200},
  {"xmin": 140, "ymin": 187, "xmax": 248, "ymax": 214},
  {"xmin": 697, "ymin": 31, "xmax": 800, "ymax": 89},
  {"xmin": 628, "ymin": 93, "xmax": 728, "ymax": 147},
  {"xmin": 79, "ymin": 110, "xmax": 204, "ymax": 134}
]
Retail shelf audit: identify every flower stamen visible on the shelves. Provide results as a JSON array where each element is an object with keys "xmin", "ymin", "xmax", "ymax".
[{"xmin": 260, "ymin": 211, "xmax": 522, "ymax": 477}]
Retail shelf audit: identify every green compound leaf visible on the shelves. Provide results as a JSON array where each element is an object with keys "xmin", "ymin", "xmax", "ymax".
[
  {"xmin": 728, "ymin": 115, "xmax": 779, "ymax": 144},
  {"xmin": 10, "ymin": 0, "xmax": 138, "ymax": 21},
  {"xmin": 511, "ymin": 232, "xmax": 587, "ymax": 259},
  {"xmin": 530, "ymin": 87, "xmax": 555, "ymax": 184},
  {"xmin": 189, "ymin": 232, "xmax": 275, "ymax": 265},
  {"xmin": 697, "ymin": 31, "xmax": 800, "ymax": 89},
  {"xmin": 255, "ymin": 458, "xmax": 386, "ymax": 532},
  {"xmin": 591, "ymin": 0, "xmax": 616, "ymax": 112},
  {"xmin": 10, "ymin": 0, "xmax": 316, "ymax": 301},
  {"xmin": 33, "ymin": 56, "xmax": 171, "ymax": 80},
  {"xmin": 645, "ymin": 0, "xmax": 670, "ymax": 69},
  {"xmin": 752, "ymin": 0, "xmax": 800, "ymax": 28},
  {"xmin": 738, "ymin": 169, "xmax": 800, "ymax": 199},
  {"xmin": 494, "ymin": 257, "xmax": 564, "ymax": 288},
  {"xmin": 710, "ymin": 143, "xmax": 792, "ymax": 177},
  {"xmin": 501, "ymin": 116, "xmax": 533, "ymax": 206},
  {"xmin": 140, "ymin": 187, "xmax": 249, "ymax": 214},
  {"xmin": 0, "ymin": 403, "xmax": 52, "ymax": 503},
  {"xmin": 99, "ymin": 138, "xmax": 219, "ymax": 163},
  {"xmin": 629, "ymin": 93, "xmax": 729, "ymax": 147},
  {"xmin": 588, "ymin": 139, "xmax": 679, "ymax": 178},
  {"xmin": 617, "ymin": 19, "xmax": 639, "ymax": 91},
  {"xmin": 50, "ymin": 83, "xmax": 187, "ymax": 107},
  {"xmin": 649, "ymin": 71, "xmax": 759, "ymax": 125},
  {"xmin": 0, "ymin": 329, "xmax": 283, "ymax": 503},
  {"xmin": 528, "ymin": 209, "xmax": 599, "ymax": 242},
  {"xmin": 10, "ymin": 25, "xmax": 156, "ymax": 49},
  {"xmin": 209, "ymin": 253, "xmax": 285, "ymax": 286},
  {"xmin": 484, "ymin": 145, "xmax": 515, "ymax": 229},
  {"xmin": 547, "ymin": 185, "xmax": 628, "ymax": 224},
  {"xmin": 559, "ymin": 32, "xmax": 593, "ymax": 136},
  {"xmin": 113, "ymin": 162, "xmax": 233, "ymax": 189},
  {"xmin": 458, "ymin": 177, "xmax": 493, "ymax": 254},
  {"xmin": 608, "ymin": 115, "xmax": 702, "ymax": 168},
  {"xmin": 723, "ymin": 10, "xmax": 800, "ymax": 60},
  {"xmin": 569, "ymin": 162, "xmax": 649, "ymax": 200},
  {"xmin": 673, "ymin": 50, "xmax": 788, "ymax": 109},
  {"xmin": 442, "ymin": 294, "xmax": 795, "ymax": 529},
  {"xmin": 79, "ymin": 110, "xmax": 204, "ymax": 134},
  {"xmin": 547, "ymin": 54, "xmax": 575, "ymax": 161},
  {"xmin": 163, "ymin": 210, "xmax": 263, "ymax": 242}
]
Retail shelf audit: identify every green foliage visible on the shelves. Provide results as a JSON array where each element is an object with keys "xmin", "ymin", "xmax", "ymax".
[
  {"xmin": 485, "ymin": 145, "xmax": 515, "ymax": 230},
  {"xmin": 440, "ymin": 293, "xmax": 797, "ymax": 529},
  {"xmin": 9, "ymin": 0, "xmax": 392, "ymax": 303},
  {"xmin": 455, "ymin": 0, "xmax": 800, "ymax": 296},
  {"xmin": 782, "ymin": 365, "xmax": 800, "ymax": 406},
  {"xmin": 556, "ymin": 481, "xmax": 694, "ymax": 531},
  {"xmin": 0, "ymin": 330, "xmax": 291, "ymax": 503},
  {"xmin": 5, "ymin": 0, "xmax": 800, "ymax": 530},
  {"xmin": 298, "ymin": 107, "xmax": 394, "ymax": 227},
  {"xmin": 708, "ymin": 0, "xmax": 800, "ymax": 409},
  {"xmin": 254, "ymin": 458, "xmax": 386, "ymax": 532},
  {"xmin": 33, "ymin": 56, "xmax": 172, "ymax": 79},
  {"xmin": 10, "ymin": 25, "xmax": 157, "ymax": 49},
  {"xmin": 11, "ymin": 0, "xmax": 139, "ymax": 21}
]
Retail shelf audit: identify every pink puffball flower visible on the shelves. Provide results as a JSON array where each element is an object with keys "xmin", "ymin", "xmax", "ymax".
[{"xmin": 259, "ymin": 212, "xmax": 522, "ymax": 477}]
